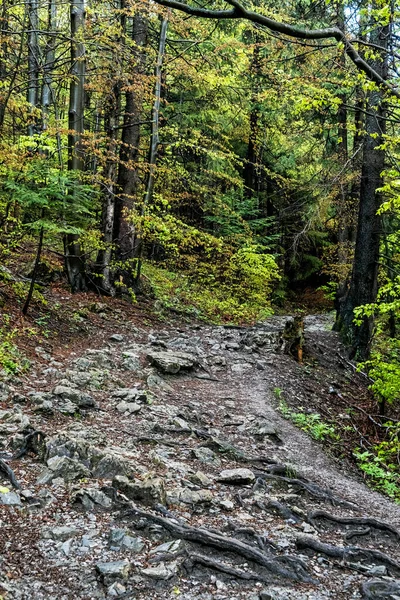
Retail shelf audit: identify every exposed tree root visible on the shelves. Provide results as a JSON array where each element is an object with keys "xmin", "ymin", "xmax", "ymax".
[
  {"xmin": 185, "ymin": 552, "xmax": 271, "ymax": 583},
  {"xmin": 255, "ymin": 471, "xmax": 358, "ymax": 509},
  {"xmin": 124, "ymin": 503, "xmax": 317, "ymax": 583},
  {"xmin": 13, "ymin": 429, "xmax": 46, "ymax": 460},
  {"xmin": 307, "ymin": 510, "xmax": 400, "ymax": 542},
  {"xmin": 257, "ymin": 499, "xmax": 302, "ymax": 523},
  {"xmin": 361, "ymin": 579, "xmax": 400, "ymax": 599},
  {"xmin": 296, "ymin": 535, "xmax": 400, "ymax": 577},
  {"xmin": 0, "ymin": 458, "xmax": 21, "ymax": 489}
]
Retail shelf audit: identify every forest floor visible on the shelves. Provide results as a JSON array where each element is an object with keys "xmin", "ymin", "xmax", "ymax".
[{"xmin": 0, "ymin": 291, "xmax": 399, "ymax": 600}]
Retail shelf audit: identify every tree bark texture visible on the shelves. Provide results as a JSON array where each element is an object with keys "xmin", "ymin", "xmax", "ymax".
[
  {"xmin": 65, "ymin": 0, "xmax": 87, "ymax": 293},
  {"xmin": 114, "ymin": 12, "xmax": 148, "ymax": 264},
  {"xmin": 339, "ymin": 16, "xmax": 388, "ymax": 359}
]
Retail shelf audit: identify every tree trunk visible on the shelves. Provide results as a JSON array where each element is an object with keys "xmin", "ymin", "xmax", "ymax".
[
  {"xmin": 65, "ymin": 0, "xmax": 87, "ymax": 293},
  {"xmin": 42, "ymin": 0, "xmax": 56, "ymax": 131},
  {"xmin": 244, "ymin": 33, "xmax": 261, "ymax": 200},
  {"xmin": 135, "ymin": 15, "xmax": 169, "ymax": 283},
  {"xmin": 27, "ymin": 0, "xmax": 40, "ymax": 137},
  {"xmin": 338, "ymin": 16, "xmax": 389, "ymax": 359},
  {"xmin": 96, "ymin": 82, "xmax": 121, "ymax": 295},
  {"xmin": 114, "ymin": 11, "xmax": 148, "ymax": 267}
]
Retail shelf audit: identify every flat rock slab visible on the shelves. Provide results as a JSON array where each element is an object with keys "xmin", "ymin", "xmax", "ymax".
[
  {"xmin": 217, "ymin": 468, "xmax": 256, "ymax": 485},
  {"xmin": 96, "ymin": 560, "xmax": 131, "ymax": 581},
  {"xmin": 146, "ymin": 350, "xmax": 198, "ymax": 374}
]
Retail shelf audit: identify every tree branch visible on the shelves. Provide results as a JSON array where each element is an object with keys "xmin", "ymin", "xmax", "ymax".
[{"xmin": 153, "ymin": 0, "xmax": 400, "ymax": 98}]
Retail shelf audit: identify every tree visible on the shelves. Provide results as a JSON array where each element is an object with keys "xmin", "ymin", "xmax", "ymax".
[{"xmin": 152, "ymin": 0, "xmax": 397, "ymax": 358}]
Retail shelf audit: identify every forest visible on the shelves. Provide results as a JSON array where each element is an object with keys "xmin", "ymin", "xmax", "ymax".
[{"xmin": 1, "ymin": 0, "xmax": 400, "ymax": 500}]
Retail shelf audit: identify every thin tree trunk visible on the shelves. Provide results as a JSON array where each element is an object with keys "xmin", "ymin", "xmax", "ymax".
[
  {"xmin": 244, "ymin": 33, "xmax": 261, "ymax": 200},
  {"xmin": 65, "ymin": 0, "xmax": 87, "ymax": 293},
  {"xmin": 22, "ymin": 225, "xmax": 44, "ymax": 316},
  {"xmin": 96, "ymin": 82, "xmax": 121, "ymax": 295},
  {"xmin": 27, "ymin": 0, "xmax": 40, "ymax": 137},
  {"xmin": 114, "ymin": 11, "xmax": 148, "ymax": 267},
  {"xmin": 339, "ymin": 15, "xmax": 389, "ymax": 359},
  {"xmin": 135, "ymin": 15, "xmax": 169, "ymax": 283},
  {"xmin": 42, "ymin": 0, "xmax": 56, "ymax": 131}
]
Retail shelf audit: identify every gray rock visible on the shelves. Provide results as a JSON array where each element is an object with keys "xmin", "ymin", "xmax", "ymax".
[
  {"xmin": 85, "ymin": 349, "xmax": 113, "ymax": 369},
  {"xmin": 219, "ymin": 499, "xmax": 235, "ymax": 510},
  {"xmin": 146, "ymin": 350, "xmax": 198, "ymax": 374},
  {"xmin": 366, "ymin": 565, "xmax": 387, "ymax": 576},
  {"xmin": 122, "ymin": 536, "xmax": 144, "ymax": 552},
  {"xmin": 92, "ymin": 454, "xmax": 130, "ymax": 479},
  {"xmin": 52, "ymin": 385, "xmax": 95, "ymax": 408},
  {"xmin": 112, "ymin": 475, "xmax": 166, "ymax": 506},
  {"xmin": 112, "ymin": 388, "xmax": 147, "ymax": 403},
  {"xmin": 192, "ymin": 447, "xmax": 221, "ymax": 466},
  {"xmin": 121, "ymin": 352, "xmax": 141, "ymax": 372},
  {"xmin": 217, "ymin": 468, "xmax": 255, "ymax": 484},
  {"xmin": 58, "ymin": 400, "xmax": 77, "ymax": 415},
  {"xmin": 109, "ymin": 334, "xmax": 124, "ymax": 343},
  {"xmin": 109, "ymin": 528, "xmax": 126, "ymax": 546},
  {"xmin": 147, "ymin": 373, "xmax": 174, "ymax": 392},
  {"xmin": 0, "ymin": 408, "xmax": 30, "ymax": 435},
  {"xmin": 141, "ymin": 561, "xmax": 178, "ymax": 580},
  {"xmin": 149, "ymin": 539, "xmax": 184, "ymax": 557},
  {"xmin": 189, "ymin": 471, "xmax": 212, "ymax": 487},
  {"xmin": 33, "ymin": 399, "xmax": 54, "ymax": 415},
  {"xmin": 66, "ymin": 370, "xmax": 92, "ymax": 388},
  {"xmin": 96, "ymin": 560, "xmax": 131, "ymax": 582},
  {"xmin": 171, "ymin": 488, "xmax": 213, "ymax": 505},
  {"xmin": 116, "ymin": 401, "xmax": 141, "ymax": 414},
  {"xmin": 108, "ymin": 528, "xmax": 144, "ymax": 552},
  {"xmin": 42, "ymin": 525, "xmax": 80, "ymax": 541},
  {"xmin": 73, "ymin": 488, "xmax": 112, "ymax": 510},
  {"xmin": 0, "ymin": 491, "xmax": 21, "ymax": 505},
  {"xmin": 107, "ymin": 582, "xmax": 126, "ymax": 597},
  {"xmin": 37, "ymin": 456, "xmax": 91, "ymax": 484}
]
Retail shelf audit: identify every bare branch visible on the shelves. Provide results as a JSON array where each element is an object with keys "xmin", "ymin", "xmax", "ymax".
[{"xmin": 153, "ymin": 0, "xmax": 400, "ymax": 97}]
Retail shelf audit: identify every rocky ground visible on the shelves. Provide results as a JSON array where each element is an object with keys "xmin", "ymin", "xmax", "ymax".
[{"xmin": 0, "ymin": 313, "xmax": 399, "ymax": 600}]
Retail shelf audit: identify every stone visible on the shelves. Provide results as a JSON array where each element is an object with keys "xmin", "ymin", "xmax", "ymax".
[
  {"xmin": 121, "ymin": 536, "xmax": 144, "ymax": 553},
  {"xmin": 116, "ymin": 401, "xmax": 141, "ymax": 414},
  {"xmin": 192, "ymin": 447, "xmax": 221, "ymax": 466},
  {"xmin": 175, "ymin": 488, "xmax": 213, "ymax": 505},
  {"xmin": 217, "ymin": 468, "xmax": 255, "ymax": 484},
  {"xmin": 107, "ymin": 582, "xmax": 126, "ymax": 597},
  {"xmin": 0, "ymin": 408, "xmax": 30, "ymax": 435},
  {"xmin": 33, "ymin": 399, "xmax": 54, "ymax": 415},
  {"xmin": 112, "ymin": 388, "xmax": 147, "ymax": 403},
  {"xmin": 109, "ymin": 334, "xmax": 124, "ymax": 343},
  {"xmin": 366, "ymin": 565, "xmax": 387, "ymax": 576},
  {"xmin": 73, "ymin": 488, "xmax": 113, "ymax": 510},
  {"xmin": 58, "ymin": 401, "xmax": 77, "ymax": 415},
  {"xmin": 146, "ymin": 350, "xmax": 198, "ymax": 374},
  {"xmin": 149, "ymin": 539, "xmax": 184, "ymax": 557},
  {"xmin": 112, "ymin": 475, "xmax": 166, "ymax": 506},
  {"xmin": 96, "ymin": 560, "xmax": 131, "ymax": 582},
  {"xmin": 0, "ymin": 491, "xmax": 21, "ymax": 505},
  {"xmin": 37, "ymin": 456, "xmax": 91, "ymax": 484},
  {"xmin": 52, "ymin": 385, "xmax": 95, "ymax": 408},
  {"xmin": 219, "ymin": 499, "xmax": 235, "ymax": 510},
  {"xmin": 42, "ymin": 525, "xmax": 80, "ymax": 542},
  {"xmin": 189, "ymin": 471, "xmax": 212, "ymax": 487},
  {"xmin": 121, "ymin": 352, "xmax": 141, "ymax": 372},
  {"xmin": 92, "ymin": 454, "xmax": 130, "ymax": 479},
  {"xmin": 147, "ymin": 373, "xmax": 174, "ymax": 392},
  {"xmin": 141, "ymin": 561, "xmax": 178, "ymax": 580}
]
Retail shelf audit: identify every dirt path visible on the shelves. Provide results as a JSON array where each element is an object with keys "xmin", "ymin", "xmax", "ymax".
[{"xmin": 0, "ymin": 314, "xmax": 399, "ymax": 600}]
